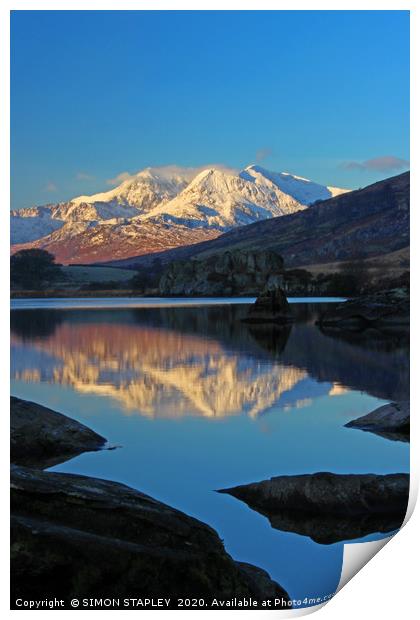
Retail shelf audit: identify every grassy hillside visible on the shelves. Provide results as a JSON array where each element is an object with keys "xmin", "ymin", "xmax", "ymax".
[
  {"xmin": 61, "ymin": 265, "xmax": 134, "ymax": 286},
  {"xmin": 300, "ymin": 247, "xmax": 410, "ymax": 277}
]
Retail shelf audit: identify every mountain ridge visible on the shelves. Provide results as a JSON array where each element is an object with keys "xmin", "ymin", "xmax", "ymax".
[{"xmin": 11, "ymin": 164, "xmax": 349, "ymax": 264}]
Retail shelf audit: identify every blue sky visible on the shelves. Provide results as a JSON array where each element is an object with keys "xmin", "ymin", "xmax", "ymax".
[{"xmin": 11, "ymin": 10, "xmax": 409, "ymax": 209}]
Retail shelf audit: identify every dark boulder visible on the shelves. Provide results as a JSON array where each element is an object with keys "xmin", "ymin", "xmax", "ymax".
[
  {"xmin": 235, "ymin": 562, "xmax": 289, "ymax": 601},
  {"xmin": 11, "ymin": 465, "xmax": 289, "ymax": 607},
  {"xmin": 218, "ymin": 472, "xmax": 409, "ymax": 545},
  {"xmin": 10, "ymin": 396, "xmax": 107, "ymax": 468},
  {"xmin": 243, "ymin": 286, "xmax": 293, "ymax": 324},
  {"xmin": 345, "ymin": 401, "xmax": 409, "ymax": 442}
]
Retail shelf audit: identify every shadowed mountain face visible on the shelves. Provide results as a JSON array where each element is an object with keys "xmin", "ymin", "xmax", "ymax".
[
  {"xmin": 111, "ymin": 171, "xmax": 409, "ymax": 270},
  {"xmin": 279, "ymin": 323, "xmax": 409, "ymax": 402},
  {"xmin": 11, "ymin": 303, "xmax": 408, "ymax": 418}
]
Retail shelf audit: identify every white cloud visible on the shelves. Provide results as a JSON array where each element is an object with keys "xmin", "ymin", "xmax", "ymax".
[
  {"xmin": 158, "ymin": 164, "xmax": 239, "ymax": 180},
  {"xmin": 255, "ymin": 147, "xmax": 273, "ymax": 163},
  {"xmin": 44, "ymin": 182, "xmax": 58, "ymax": 193},
  {"xmin": 105, "ymin": 164, "xmax": 239, "ymax": 187},
  {"xmin": 106, "ymin": 171, "xmax": 133, "ymax": 186},
  {"xmin": 76, "ymin": 172, "xmax": 95, "ymax": 181},
  {"xmin": 342, "ymin": 156, "xmax": 409, "ymax": 173}
]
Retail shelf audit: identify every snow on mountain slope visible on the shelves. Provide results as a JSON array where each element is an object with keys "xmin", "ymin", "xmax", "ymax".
[
  {"xmin": 327, "ymin": 185, "xmax": 350, "ymax": 198},
  {"xmin": 11, "ymin": 164, "xmax": 349, "ymax": 264},
  {"xmin": 11, "ymin": 166, "xmax": 193, "ymax": 244},
  {"xmin": 10, "ymin": 207, "xmax": 65, "ymax": 244},
  {"xmin": 240, "ymin": 165, "xmax": 348, "ymax": 204},
  {"xmin": 50, "ymin": 201, "xmax": 140, "ymax": 222},
  {"xmin": 71, "ymin": 166, "xmax": 192, "ymax": 210},
  {"xmin": 12, "ymin": 217, "xmax": 220, "ymax": 264},
  {"xmin": 10, "ymin": 202, "xmax": 141, "ymax": 244},
  {"xmin": 142, "ymin": 167, "xmax": 308, "ymax": 230}
]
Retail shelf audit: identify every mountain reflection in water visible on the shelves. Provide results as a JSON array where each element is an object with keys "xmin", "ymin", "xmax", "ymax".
[
  {"xmin": 10, "ymin": 300, "xmax": 410, "ymax": 604},
  {"xmin": 11, "ymin": 303, "xmax": 408, "ymax": 418}
]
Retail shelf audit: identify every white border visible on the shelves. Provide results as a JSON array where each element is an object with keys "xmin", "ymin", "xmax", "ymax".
[{"xmin": 2, "ymin": 2, "xmax": 417, "ymax": 619}]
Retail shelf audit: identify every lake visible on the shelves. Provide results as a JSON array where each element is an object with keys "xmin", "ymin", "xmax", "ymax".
[{"xmin": 10, "ymin": 298, "xmax": 409, "ymax": 605}]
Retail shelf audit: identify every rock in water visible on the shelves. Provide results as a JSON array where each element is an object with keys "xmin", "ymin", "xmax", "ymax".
[
  {"xmin": 243, "ymin": 286, "xmax": 293, "ymax": 324},
  {"xmin": 218, "ymin": 472, "xmax": 409, "ymax": 545},
  {"xmin": 318, "ymin": 288, "xmax": 409, "ymax": 329},
  {"xmin": 10, "ymin": 396, "xmax": 107, "ymax": 468},
  {"xmin": 345, "ymin": 401, "xmax": 409, "ymax": 442},
  {"xmin": 11, "ymin": 465, "xmax": 290, "ymax": 606}
]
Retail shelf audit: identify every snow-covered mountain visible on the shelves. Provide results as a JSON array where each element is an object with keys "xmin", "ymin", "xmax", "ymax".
[
  {"xmin": 71, "ymin": 166, "xmax": 194, "ymax": 210},
  {"xmin": 11, "ymin": 164, "xmax": 349, "ymax": 264},
  {"xmin": 10, "ymin": 167, "xmax": 193, "ymax": 244},
  {"xmin": 241, "ymin": 166, "xmax": 346, "ymax": 203},
  {"xmin": 144, "ymin": 165, "xmax": 348, "ymax": 231}
]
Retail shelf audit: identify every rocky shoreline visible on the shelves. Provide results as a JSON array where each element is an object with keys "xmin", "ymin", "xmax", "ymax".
[
  {"xmin": 317, "ymin": 288, "xmax": 409, "ymax": 329},
  {"xmin": 10, "ymin": 397, "xmax": 290, "ymax": 608},
  {"xmin": 219, "ymin": 472, "xmax": 409, "ymax": 545}
]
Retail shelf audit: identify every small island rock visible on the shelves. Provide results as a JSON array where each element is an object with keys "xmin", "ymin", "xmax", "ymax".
[
  {"xmin": 243, "ymin": 286, "xmax": 293, "ymax": 324},
  {"xmin": 345, "ymin": 401, "xmax": 409, "ymax": 442}
]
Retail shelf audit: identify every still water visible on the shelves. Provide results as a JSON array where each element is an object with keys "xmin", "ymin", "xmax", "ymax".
[{"xmin": 10, "ymin": 298, "xmax": 409, "ymax": 603}]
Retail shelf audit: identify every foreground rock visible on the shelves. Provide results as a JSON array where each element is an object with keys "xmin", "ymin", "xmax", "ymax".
[
  {"xmin": 11, "ymin": 465, "xmax": 289, "ymax": 606},
  {"xmin": 318, "ymin": 288, "xmax": 409, "ymax": 329},
  {"xmin": 11, "ymin": 396, "xmax": 107, "ymax": 468},
  {"xmin": 219, "ymin": 472, "xmax": 409, "ymax": 545},
  {"xmin": 345, "ymin": 402, "xmax": 409, "ymax": 443},
  {"xmin": 159, "ymin": 249, "xmax": 285, "ymax": 296},
  {"xmin": 243, "ymin": 286, "xmax": 293, "ymax": 324}
]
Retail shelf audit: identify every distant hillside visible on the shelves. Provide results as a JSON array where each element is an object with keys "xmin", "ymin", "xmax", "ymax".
[{"xmin": 109, "ymin": 172, "xmax": 409, "ymax": 271}]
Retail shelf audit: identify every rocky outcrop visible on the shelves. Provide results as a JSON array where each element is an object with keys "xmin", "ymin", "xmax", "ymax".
[
  {"xmin": 318, "ymin": 288, "xmax": 409, "ymax": 329},
  {"xmin": 218, "ymin": 472, "xmax": 409, "ymax": 545},
  {"xmin": 243, "ymin": 286, "xmax": 293, "ymax": 324},
  {"xmin": 10, "ymin": 399, "xmax": 289, "ymax": 606},
  {"xmin": 345, "ymin": 402, "xmax": 409, "ymax": 442},
  {"xmin": 159, "ymin": 250, "xmax": 284, "ymax": 296},
  {"xmin": 11, "ymin": 465, "xmax": 289, "ymax": 606},
  {"xmin": 10, "ymin": 396, "xmax": 107, "ymax": 468}
]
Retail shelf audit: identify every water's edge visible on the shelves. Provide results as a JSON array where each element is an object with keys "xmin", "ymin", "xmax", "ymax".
[{"xmin": 10, "ymin": 296, "xmax": 346, "ymax": 310}]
